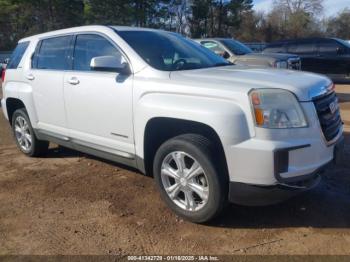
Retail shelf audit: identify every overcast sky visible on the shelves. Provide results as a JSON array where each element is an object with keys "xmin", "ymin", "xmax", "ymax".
[{"xmin": 253, "ymin": 0, "xmax": 350, "ymax": 17}]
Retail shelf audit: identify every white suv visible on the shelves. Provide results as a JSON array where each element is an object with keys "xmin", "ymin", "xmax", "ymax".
[{"xmin": 1, "ymin": 26, "xmax": 344, "ymax": 223}]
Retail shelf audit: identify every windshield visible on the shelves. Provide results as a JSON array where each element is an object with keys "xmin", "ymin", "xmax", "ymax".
[
  {"xmin": 336, "ymin": 38, "xmax": 350, "ymax": 49},
  {"xmin": 221, "ymin": 39, "xmax": 253, "ymax": 55},
  {"xmin": 117, "ymin": 30, "xmax": 230, "ymax": 71}
]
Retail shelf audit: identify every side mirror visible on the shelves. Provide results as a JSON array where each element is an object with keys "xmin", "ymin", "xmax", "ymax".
[
  {"xmin": 90, "ymin": 55, "xmax": 131, "ymax": 75},
  {"xmin": 4, "ymin": 58, "xmax": 10, "ymax": 65},
  {"xmin": 223, "ymin": 51, "xmax": 231, "ymax": 59},
  {"xmin": 215, "ymin": 50, "xmax": 231, "ymax": 59}
]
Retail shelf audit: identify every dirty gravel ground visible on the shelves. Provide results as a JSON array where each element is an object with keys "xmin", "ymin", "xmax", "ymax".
[{"xmin": 0, "ymin": 85, "xmax": 349, "ymax": 255}]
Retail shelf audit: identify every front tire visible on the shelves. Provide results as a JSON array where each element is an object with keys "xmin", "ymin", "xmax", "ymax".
[
  {"xmin": 153, "ymin": 134, "xmax": 227, "ymax": 223},
  {"xmin": 12, "ymin": 108, "xmax": 49, "ymax": 157}
]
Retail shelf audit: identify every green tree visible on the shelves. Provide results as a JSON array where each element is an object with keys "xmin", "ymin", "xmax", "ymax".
[
  {"xmin": 326, "ymin": 8, "xmax": 350, "ymax": 39},
  {"xmin": 0, "ymin": 0, "xmax": 85, "ymax": 50},
  {"xmin": 225, "ymin": 0, "xmax": 253, "ymax": 37},
  {"xmin": 189, "ymin": 0, "xmax": 212, "ymax": 37},
  {"xmin": 12, "ymin": 0, "xmax": 84, "ymax": 32},
  {"xmin": 190, "ymin": 0, "xmax": 253, "ymax": 38},
  {"xmin": 85, "ymin": 0, "xmax": 133, "ymax": 25},
  {"xmin": 0, "ymin": 0, "xmax": 18, "ymax": 50}
]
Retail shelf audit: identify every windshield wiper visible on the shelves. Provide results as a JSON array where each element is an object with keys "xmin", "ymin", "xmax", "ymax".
[{"xmin": 213, "ymin": 62, "xmax": 233, "ymax": 67}]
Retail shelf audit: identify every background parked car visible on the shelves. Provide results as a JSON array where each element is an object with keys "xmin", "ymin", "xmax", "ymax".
[
  {"xmin": 264, "ymin": 38, "xmax": 350, "ymax": 82},
  {"xmin": 195, "ymin": 38, "xmax": 301, "ymax": 70},
  {"xmin": 244, "ymin": 42, "xmax": 267, "ymax": 53},
  {"xmin": 0, "ymin": 52, "xmax": 11, "ymax": 80}
]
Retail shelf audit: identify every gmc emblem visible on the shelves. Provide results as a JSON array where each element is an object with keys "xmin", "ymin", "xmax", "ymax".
[{"xmin": 329, "ymin": 102, "xmax": 337, "ymax": 114}]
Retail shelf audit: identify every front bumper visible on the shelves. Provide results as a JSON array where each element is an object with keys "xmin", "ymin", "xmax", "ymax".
[
  {"xmin": 224, "ymin": 102, "xmax": 343, "ymax": 186},
  {"xmin": 229, "ymin": 174, "xmax": 322, "ymax": 206},
  {"xmin": 228, "ymin": 133, "xmax": 344, "ymax": 206}
]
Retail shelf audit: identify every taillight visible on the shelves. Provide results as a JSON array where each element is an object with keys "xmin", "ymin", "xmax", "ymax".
[{"xmin": 1, "ymin": 68, "xmax": 5, "ymax": 82}]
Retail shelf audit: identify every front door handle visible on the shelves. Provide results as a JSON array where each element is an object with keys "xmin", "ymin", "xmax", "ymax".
[
  {"xmin": 26, "ymin": 74, "xmax": 35, "ymax": 81},
  {"xmin": 68, "ymin": 77, "xmax": 80, "ymax": 85}
]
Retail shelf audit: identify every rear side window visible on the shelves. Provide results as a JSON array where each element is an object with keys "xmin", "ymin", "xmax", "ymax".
[
  {"xmin": 73, "ymin": 34, "xmax": 122, "ymax": 71},
  {"xmin": 7, "ymin": 41, "xmax": 29, "ymax": 69},
  {"xmin": 33, "ymin": 35, "xmax": 72, "ymax": 70}
]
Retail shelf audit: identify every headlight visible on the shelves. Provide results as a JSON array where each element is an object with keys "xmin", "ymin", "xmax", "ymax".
[
  {"xmin": 274, "ymin": 61, "xmax": 288, "ymax": 69},
  {"xmin": 250, "ymin": 89, "xmax": 307, "ymax": 128}
]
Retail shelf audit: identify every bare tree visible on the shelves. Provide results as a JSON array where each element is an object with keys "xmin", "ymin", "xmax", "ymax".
[
  {"xmin": 265, "ymin": 0, "xmax": 324, "ymax": 39},
  {"xmin": 273, "ymin": 0, "xmax": 323, "ymax": 15},
  {"xmin": 169, "ymin": 0, "xmax": 191, "ymax": 35}
]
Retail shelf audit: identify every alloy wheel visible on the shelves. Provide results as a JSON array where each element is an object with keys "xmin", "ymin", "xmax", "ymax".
[
  {"xmin": 14, "ymin": 116, "xmax": 32, "ymax": 152},
  {"xmin": 160, "ymin": 151, "xmax": 209, "ymax": 212}
]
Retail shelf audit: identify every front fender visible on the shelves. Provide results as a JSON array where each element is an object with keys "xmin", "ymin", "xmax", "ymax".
[{"xmin": 134, "ymin": 92, "xmax": 253, "ymax": 159}]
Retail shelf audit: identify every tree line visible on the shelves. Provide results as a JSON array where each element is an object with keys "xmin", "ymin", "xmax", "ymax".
[{"xmin": 0, "ymin": 0, "xmax": 349, "ymax": 50}]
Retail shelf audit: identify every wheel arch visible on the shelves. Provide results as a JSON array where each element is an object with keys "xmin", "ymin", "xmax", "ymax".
[
  {"xmin": 142, "ymin": 117, "xmax": 229, "ymax": 181},
  {"xmin": 6, "ymin": 98, "xmax": 26, "ymax": 125},
  {"xmin": 3, "ymin": 80, "xmax": 38, "ymax": 127}
]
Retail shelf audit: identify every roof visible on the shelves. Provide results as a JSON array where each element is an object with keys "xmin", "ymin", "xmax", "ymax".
[
  {"xmin": 110, "ymin": 26, "xmax": 163, "ymax": 32},
  {"xmin": 269, "ymin": 37, "xmax": 341, "ymax": 45},
  {"xmin": 19, "ymin": 25, "xmax": 164, "ymax": 43}
]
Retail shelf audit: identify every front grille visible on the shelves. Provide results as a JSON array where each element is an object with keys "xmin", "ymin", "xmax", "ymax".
[
  {"xmin": 287, "ymin": 58, "xmax": 301, "ymax": 70},
  {"xmin": 313, "ymin": 91, "xmax": 342, "ymax": 142}
]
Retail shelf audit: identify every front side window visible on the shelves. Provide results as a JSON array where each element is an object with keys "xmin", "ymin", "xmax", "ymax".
[
  {"xmin": 319, "ymin": 40, "xmax": 341, "ymax": 55},
  {"xmin": 117, "ymin": 30, "xmax": 230, "ymax": 71},
  {"xmin": 73, "ymin": 34, "xmax": 122, "ymax": 71},
  {"xmin": 291, "ymin": 42, "xmax": 316, "ymax": 54},
  {"xmin": 7, "ymin": 41, "xmax": 29, "ymax": 69},
  {"xmin": 287, "ymin": 43, "xmax": 299, "ymax": 53},
  {"xmin": 35, "ymin": 36, "xmax": 72, "ymax": 70}
]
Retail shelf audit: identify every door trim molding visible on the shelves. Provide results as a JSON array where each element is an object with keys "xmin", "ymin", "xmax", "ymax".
[{"xmin": 34, "ymin": 129, "xmax": 137, "ymax": 168}]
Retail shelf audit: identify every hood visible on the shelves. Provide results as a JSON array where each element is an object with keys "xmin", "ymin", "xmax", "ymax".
[
  {"xmin": 244, "ymin": 52, "xmax": 299, "ymax": 61},
  {"xmin": 169, "ymin": 66, "xmax": 332, "ymax": 101}
]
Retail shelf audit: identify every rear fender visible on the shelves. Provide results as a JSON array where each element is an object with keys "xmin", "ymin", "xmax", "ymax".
[{"xmin": 3, "ymin": 81, "xmax": 38, "ymax": 128}]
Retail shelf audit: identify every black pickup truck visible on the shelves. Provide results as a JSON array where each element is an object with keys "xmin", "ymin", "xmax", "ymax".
[{"xmin": 264, "ymin": 38, "xmax": 350, "ymax": 82}]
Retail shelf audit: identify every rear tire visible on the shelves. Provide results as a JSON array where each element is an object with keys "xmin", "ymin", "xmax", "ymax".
[
  {"xmin": 153, "ymin": 134, "xmax": 228, "ymax": 223},
  {"xmin": 12, "ymin": 108, "xmax": 49, "ymax": 157}
]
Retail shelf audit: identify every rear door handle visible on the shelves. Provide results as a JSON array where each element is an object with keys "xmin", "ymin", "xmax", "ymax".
[
  {"xmin": 26, "ymin": 74, "xmax": 35, "ymax": 80},
  {"xmin": 68, "ymin": 77, "xmax": 80, "ymax": 85}
]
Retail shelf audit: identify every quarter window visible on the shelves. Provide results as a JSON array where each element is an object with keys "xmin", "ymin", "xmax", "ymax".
[
  {"xmin": 7, "ymin": 41, "xmax": 29, "ymax": 69},
  {"xmin": 73, "ymin": 34, "xmax": 122, "ymax": 71},
  {"xmin": 35, "ymin": 36, "xmax": 72, "ymax": 70}
]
